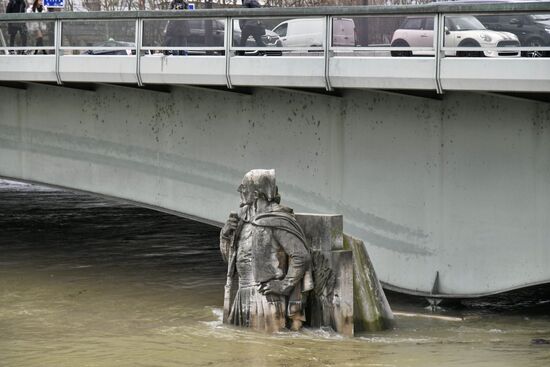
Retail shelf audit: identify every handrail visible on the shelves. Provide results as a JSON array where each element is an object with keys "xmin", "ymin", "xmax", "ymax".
[
  {"xmin": 135, "ymin": 18, "xmax": 143, "ymax": 87},
  {"xmin": 224, "ymin": 16, "xmax": 232, "ymax": 89},
  {"xmin": 1, "ymin": 4, "xmax": 550, "ymax": 92},
  {"xmin": 434, "ymin": 12, "xmax": 443, "ymax": 94},
  {"xmin": 324, "ymin": 15, "xmax": 332, "ymax": 92},
  {"xmin": 1, "ymin": 2, "xmax": 550, "ymax": 21},
  {"xmin": 55, "ymin": 19, "xmax": 62, "ymax": 85}
]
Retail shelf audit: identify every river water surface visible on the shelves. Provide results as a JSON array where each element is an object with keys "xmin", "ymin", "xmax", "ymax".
[{"xmin": 1, "ymin": 179, "xmax": 549, "ymax": 366}]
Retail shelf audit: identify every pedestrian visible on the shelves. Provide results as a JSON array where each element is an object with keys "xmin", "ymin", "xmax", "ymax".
[
  {"xmin": 6, "ymin": 0, "xmax": 28, "ymax": 54},
  {"xmin": 239, "ymin": 0, "xmax": 265, "ymax": 49},
  {"xmin": 163, "ymin": 0, "xmax": 190, "ymax": 56},
  {"xmin": 26, "ymin": 0, "xmax": 48, "ymax": 55}
]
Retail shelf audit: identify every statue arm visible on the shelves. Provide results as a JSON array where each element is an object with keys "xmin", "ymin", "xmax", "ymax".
[
  {"xmin": 219, "ymin": 232, "xmax": 231, "ymax": 263},
  {"xmin": 220, "ymin": 213, "xmax": 239, "ymax": 263},
  {"xmin": 261, "ymin": 228, "xmax": 311, "ymax": 296}
]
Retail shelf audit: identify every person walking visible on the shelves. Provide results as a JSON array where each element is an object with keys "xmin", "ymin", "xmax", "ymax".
[
  {"xmin": 239, "ymin": 0, "xmax": 266, "ymax": 49},
  {"xmin": 6, "ymin": 0, "xmax": 28, "ymax": 54},
  {"xmin": 26, "ymin": 0, "xmax": 48, "ymax": 54},
  {"xmin": 163, "ymin": 0, "xmax": 190, "ymax": 56}
]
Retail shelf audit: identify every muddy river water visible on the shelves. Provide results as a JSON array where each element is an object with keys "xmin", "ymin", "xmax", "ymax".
[{"xmin": 1, "ymin": 179, "xmax": 549, "ymax": 367}]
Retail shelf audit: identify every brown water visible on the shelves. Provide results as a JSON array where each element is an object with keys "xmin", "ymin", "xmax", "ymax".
[{"xmin": 1, "ymin": 180, "xmax": 549, "ymax": 367}]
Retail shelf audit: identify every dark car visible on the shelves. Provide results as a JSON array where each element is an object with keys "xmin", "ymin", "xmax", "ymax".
[
  {"xmin": 84, "ymin": 40, "xmax": 136, "ymax": 56},
  {"xmin": 184, "ymin": 19, "xmax": 282, "ymax": 55},
  {"xmin": 476, "ymin": 13, "xmax": 550, "ymax": 57}
]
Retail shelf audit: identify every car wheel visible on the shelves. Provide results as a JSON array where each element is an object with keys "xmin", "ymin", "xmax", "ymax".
[
  {"xmin": 523, "ymin": 38, "xmax": 545, "ymax": 58},
  {"xmin": 456, "ymin": 41, "xmax": 484, "ymax": 57},
  {"xmin": 390, "ymin": 40, "xmax": 412, "ymax": 57}
]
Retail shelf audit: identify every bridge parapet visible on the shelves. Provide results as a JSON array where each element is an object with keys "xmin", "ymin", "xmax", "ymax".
[{"xmin": 1, "ymin": 3, "xmax": 550, "ymax": 92}]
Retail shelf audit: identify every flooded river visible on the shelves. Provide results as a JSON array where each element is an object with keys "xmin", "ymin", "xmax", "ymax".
[{"xmin": 1, "ymin": 179, "xmax": 549, "ymax": 366}]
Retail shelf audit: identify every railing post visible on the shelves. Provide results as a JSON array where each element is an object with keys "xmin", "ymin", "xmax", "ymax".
[
  {"xmin": 225, "ymin": 16, "xmax": 233, "ymax": 89},
  {"xmin": 324, "ymin": 15, "xmax": 333, "ymax": 92},
  {"xmin": 0, "ymin": 28, "xmax": 8, "ymax": 55},
  {"xmin": 55, "ymin": 19, "xmax": 62, "ymax": 85},
  {"xmin": 135, "ymin": 18, "xmax": 143, "ymax": 87},
  {"xmin": 435, "ymin": 13, "xmax": 444, "ymax": 94}
]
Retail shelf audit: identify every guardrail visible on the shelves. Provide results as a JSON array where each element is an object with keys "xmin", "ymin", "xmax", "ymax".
[{"xmin": 1, "ymin": 3, "xmax": 550, "ymax": 92}]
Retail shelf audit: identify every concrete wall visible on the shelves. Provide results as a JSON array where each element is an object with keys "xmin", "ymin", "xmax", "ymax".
[{"xmin": 1, "ymin": 83, "xmax": 549, "ymax": 297}]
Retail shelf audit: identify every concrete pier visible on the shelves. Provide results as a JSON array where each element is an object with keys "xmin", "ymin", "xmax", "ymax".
[{"xmin": 1, "ymin": 82, "xmax": 549, "ymax": 297}]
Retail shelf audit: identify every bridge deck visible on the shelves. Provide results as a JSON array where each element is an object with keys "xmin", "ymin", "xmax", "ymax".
[
  {"xmin": 2, "ymin": 4, "xmax": 550, "ymax": 297},
  {"xmin": 1, "ymin": 3, "xmax": 550, "ymax": 93}
]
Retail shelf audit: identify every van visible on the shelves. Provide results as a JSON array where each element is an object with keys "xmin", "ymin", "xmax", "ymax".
[
  {"xmin": 333, "ymin": 18, "xmax": 358, "ymax": 47},
  {"xmin": 272, "ymin": 18, "xmax": 356, "ymax": 48}
]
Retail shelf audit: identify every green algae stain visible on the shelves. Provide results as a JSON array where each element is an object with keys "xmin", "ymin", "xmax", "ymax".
[{"xmin": 344, "ymin": 234, "xmax": 394, "ymax": 332}]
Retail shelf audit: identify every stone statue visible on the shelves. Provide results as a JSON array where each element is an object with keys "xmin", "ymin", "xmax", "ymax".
[
  {"xmin": 220, "ymin": 169, "xmax": 313, "ymax": 332},
  {"xmin": 220, "ymin": 169, "xmax": 394, "ymax": 336}
]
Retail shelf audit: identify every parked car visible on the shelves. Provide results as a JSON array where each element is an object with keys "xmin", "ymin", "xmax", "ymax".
[
  {"xmin": 333, "ymin": 18, "xmax": 358, "ymax": 47},
  {"xmin": 182, "ymin": 19, "xmax": 281, "ymax": 55},
  {"xmin": 390, "ymin": 15, "xmax": 520, "ymax": 57},
  {"xmin": 272, "ymin": 17, "xmax": 356, "ymax": 48},
  {"xmin": 232, "ymin": 21, "xmax": 282, "ymax": 55},
  {"xmin": 476, "ymin": 13, "xmax": 550, "ymax": 57}
]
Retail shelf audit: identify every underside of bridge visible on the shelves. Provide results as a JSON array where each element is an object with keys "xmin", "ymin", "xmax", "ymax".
[{"xmin": 1, "ymin": 82, "xmax": 549, "ymax": 298}]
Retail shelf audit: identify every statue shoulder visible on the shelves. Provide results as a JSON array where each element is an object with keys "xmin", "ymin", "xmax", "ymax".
[
  {"xmin": 252, "ymin": 208, "xmax": 298, "ymax": 228},
  {"xmin": 252, "ymin": 208, "xmax": 307, "ymax": 247}
]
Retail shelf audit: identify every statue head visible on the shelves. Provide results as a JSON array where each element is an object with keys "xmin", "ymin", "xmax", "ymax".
[{"xmin": 238, "ymin": 169, "xmax": 280, "ymax": 208}]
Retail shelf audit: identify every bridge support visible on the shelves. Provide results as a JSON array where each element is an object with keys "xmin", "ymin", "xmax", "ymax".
[{"xmin": 1, "ymin": 82, "xmax": 549, "ymax": 298}]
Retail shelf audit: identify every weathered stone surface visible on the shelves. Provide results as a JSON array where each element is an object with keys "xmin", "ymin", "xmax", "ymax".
[
  {"xmin": 296, "ymin": 214, "xmax": 393, "ymax": 335},
  {"xmin": 344, "ymin": 234, "xmax": 394, "ymax": 332},
  {"xmin": 295, "ymin": 213, "xmax": 343, "ymax": 252},
  {"xmin": 297, "ymin": 213, "xmax": 353, "ymax": 336},
  {"xmin": 306, "ymin": 249, "xmax": 335, "ymax": 328},
  {"xmin": 331, "ymin": 249, "xmax": 354, "ymax": 337}
]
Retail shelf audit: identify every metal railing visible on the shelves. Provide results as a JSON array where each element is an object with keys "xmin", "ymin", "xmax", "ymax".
[{"xmin": 1, "ymin": 2, "xmax": 550, "ymax": 91}]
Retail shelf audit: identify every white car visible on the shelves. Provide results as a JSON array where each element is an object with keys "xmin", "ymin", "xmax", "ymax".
[
  {"xmin": 391, "ymin": 15, "xmax": 520, "ymax": 57},
  {"xmin": 272, "ymin": 18, "xmax": 357, "ymax": 48}
]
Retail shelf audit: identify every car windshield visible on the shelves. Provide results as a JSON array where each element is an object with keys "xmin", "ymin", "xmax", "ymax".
[{"xmin": 446, "ymin": 16, "xmax": 486, "ymax": 31}]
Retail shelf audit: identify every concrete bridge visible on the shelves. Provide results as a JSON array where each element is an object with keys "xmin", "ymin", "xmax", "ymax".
[{"xmin": 1, "ymin": 3, "xmax": 550, "ymax": 298}]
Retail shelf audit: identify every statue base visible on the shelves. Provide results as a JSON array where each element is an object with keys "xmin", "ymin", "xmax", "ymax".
[{"xmin": 296, "ymin": 213, "xmax": 394, "ymax": 336}]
